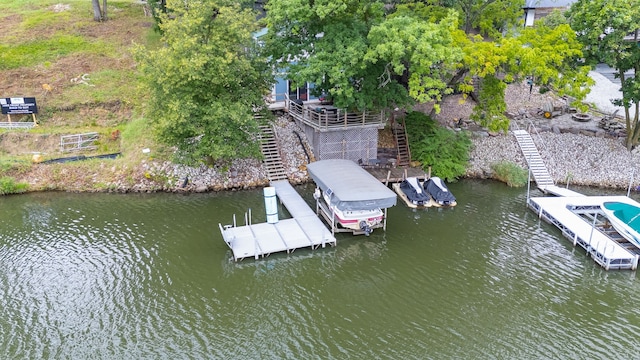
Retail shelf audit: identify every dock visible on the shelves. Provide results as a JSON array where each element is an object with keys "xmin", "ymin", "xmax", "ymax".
[
  {"xmin": 219, "ymin": 180, "xmax": 336, "ymax": 261},
  {"xmin": 514, "ymin": 128, "xmax": 640, "ymax": 269},
  {"xmin": 391, "ymin": 182, "xmax": 457, "ymax": 208},
  {"xmin": 364, "ymin": 167, "xmax": 428, "ymax": 185},
  {"xmin": 528, "ymin": 195, "xmax": 640, "ymax": 270}
]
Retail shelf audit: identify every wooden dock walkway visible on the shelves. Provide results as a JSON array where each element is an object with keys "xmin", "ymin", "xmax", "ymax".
[
  {"xmin": 364, "ymin": 166, "xmax": 428, "ymax": 185},
  {"xmin": 219, "ymin": 181, "xmax": 336, "ymax": 261},
  {"xmin": 528, "ymin": 195, "xmax": 640, "ymax": 270}
]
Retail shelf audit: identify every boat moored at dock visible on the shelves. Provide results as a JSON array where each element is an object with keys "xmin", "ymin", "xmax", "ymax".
[
  {"xmin": 306, "ymin": 159, "xmax": 397, "ymax": 235},
  {"xmin": 601, "ymin": 201, "xmax": 640, "ymax": 250},
  {"xmin": 393, "ymin": 176, "xmax": 457, "ymax": 208}
]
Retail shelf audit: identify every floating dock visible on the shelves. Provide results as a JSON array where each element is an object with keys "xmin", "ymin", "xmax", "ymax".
[
  {"xmin": 528, "ymin": 195, "xmax": 640, "ymax": 270},
  {"xmin": 219, "ymin": 180, "xmax": 336, "ymax": 261},
  {"xmin": 391, "ymin": 182, "xmax": 456, "ymax": 209},
  {"xmin": 514, "ymin": 128, "xmax": 639, "ymax": 269}
]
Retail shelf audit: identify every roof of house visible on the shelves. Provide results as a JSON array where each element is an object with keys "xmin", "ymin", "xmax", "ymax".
[{"xmin": 524, "ymin": 0, "xmax": 576, "ymax": 8}]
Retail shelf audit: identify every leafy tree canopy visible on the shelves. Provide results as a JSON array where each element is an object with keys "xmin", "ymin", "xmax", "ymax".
[
  {"xmin": 135, "ymin": 0, "xmax": 273, "ymax": 164},
  {"xmin": 263, "ymin": 0, "xmax": 590, "ymax": 132},
  {"xmin": 263, "ymin": 0, "xmax": 462, "ymax": 111},
  {"xmin": 392, "ymin": 0, "xmax": 524, "ymax": 38},
  {"xmin": 459, "ymin": 23, "xmax": 592, "ymax": 131},
  {"xmin": 365, "ymin": 9, "xmax": 463, "ymax": 113},
  {"xmin": 263, "ymin": 0, "xmax": 405, "ymax": 111},
  {"xmin": 567, "ymin": 0, "xmax": 640, "ymax": 149}
]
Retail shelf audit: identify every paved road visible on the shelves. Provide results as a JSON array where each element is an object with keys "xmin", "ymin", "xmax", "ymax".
[
  {"xmin": 586, "ymin": 65, "xmax": 636, "ymax": 118},
  {"xmin": 594, "ymin": 63, "xmax": 635, "ymax": 85}
]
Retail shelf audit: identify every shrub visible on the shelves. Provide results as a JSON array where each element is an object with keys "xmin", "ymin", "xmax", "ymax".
[
  {"xmin": 490, "ymin": 161, "xmax": 529, "ymax": 187},
  {"xmin": 404, "ymin": 112, "xmax": 471, "ymax": 182},
  {"xmin": 0, "ymin": 176, "xmax": 29, "ymax": 195}
]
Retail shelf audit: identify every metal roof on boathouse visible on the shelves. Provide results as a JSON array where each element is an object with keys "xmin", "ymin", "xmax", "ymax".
[{"xmin": 306, "ymin": 159, "xmax": 397, "ymax": 211}]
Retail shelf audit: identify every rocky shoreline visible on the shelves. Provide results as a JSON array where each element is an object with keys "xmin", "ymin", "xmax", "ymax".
[
  {"xmin": 147, "ymin": 113, "xmax": 640, "ymax": 194},
  {"xmin": 85, "ymin": 82, "xmax": 640, "ymax": 194}
]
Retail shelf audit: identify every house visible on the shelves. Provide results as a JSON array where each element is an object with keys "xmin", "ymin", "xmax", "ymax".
[
  {"xmin": 523, "ymin": 0, "xmax": 576, "ymax": 27},
  {"xmin": 253, "ymin": 29, "xmax": 386, "ymax": 165},
  {"xmin": 252, "ymin": 28, "xmax": 320, "ymax": 110}
]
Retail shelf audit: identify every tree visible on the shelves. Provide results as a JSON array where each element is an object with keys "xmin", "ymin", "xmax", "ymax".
[
  {"xmin": 263, "ymin": 0, "xmax": 462, "ymax": 112},
  {"xmin": 149, "ymin": 0, "xmax": 167, "ymax": 32},
  {"xmin": 567, "ymin": 0, "xmax": 640, "ymax": 150},
  {"xmin": 393, "ymin": 0, "xmax": 524, "ymax": 38},
  {"xmin": 365, "ymin": 9, "xmax": 463, "ymax": 113},
  {"xmin": 450, "ymin": 0, "xmax": 523, "ymax": 37},
  {"xmin": 263, "ymin": 0, "xmax": 590, "ymax": 132},
  {"xmin": 386, "ymin": 3, "xmax": 591, "ymax": 131},
  {"xmin": 92, "ymin": 0, "xmax": 108, "ymax": 22},
  {"xmin": 460, "ymin": 23, "xmax": 592, "ymax": 131},
  {"xmin": 263, "ymin": 0, "xmax": 400, "ymax": 111},
  {"xmin": 135, "ymin": 0, "xmax": 273, "ymax": 164}
]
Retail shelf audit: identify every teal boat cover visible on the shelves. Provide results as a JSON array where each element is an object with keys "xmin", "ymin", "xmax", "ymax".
[{"xmin": 306, "ymin": 159, "xmax": 397, "ymax": 211}]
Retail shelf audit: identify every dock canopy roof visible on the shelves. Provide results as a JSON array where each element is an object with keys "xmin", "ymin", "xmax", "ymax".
[{"xmin": 307, "ymin": 159, "xmax": 397, "ymax": 211}]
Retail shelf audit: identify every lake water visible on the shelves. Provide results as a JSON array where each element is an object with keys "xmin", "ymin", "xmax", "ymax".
[{"xmin": 1, "ymin": 181, "xmax": 640, "ymax": 359}]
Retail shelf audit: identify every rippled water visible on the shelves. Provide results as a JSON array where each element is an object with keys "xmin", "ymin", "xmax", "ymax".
[{"xmin": 1, "ymin": 182, "xmax": 640, "ymax": 359}]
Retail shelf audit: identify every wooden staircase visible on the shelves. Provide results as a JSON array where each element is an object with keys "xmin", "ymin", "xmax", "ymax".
[
  {"xmin": 392, "ymin": 117, "xmax": 411, "ymax": 167},
  {"xmin": 258, "ymin": 124, "xmax": 288, "ymax": 182},
  {"xmin": 513, "ymin": 130, "xmax": 554, "ymax": 187}
]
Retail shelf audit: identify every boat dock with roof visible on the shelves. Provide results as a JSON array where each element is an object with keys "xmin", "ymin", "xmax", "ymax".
[
  {"xmin": 515, "ymin": 129, "xmax": 640, "ymax": 270},
  {"xmin": 307, "ymin": 159, "xmax": 397, "ymax": 235},
  {"xmin": 219, "ymin": 180, "xmax": 336, "ymax": 261}
]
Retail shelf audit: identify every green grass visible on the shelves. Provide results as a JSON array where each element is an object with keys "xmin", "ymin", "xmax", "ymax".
[
  {"xmin": 0, "ymin": 176, "xmax": 29, "ymax": 195},
  {"xmin": 0, "ymin": 35, "xmax": 112, "ymax": 70},
  {"xmin": 0, "ymin": 0, "xmax": 134, "ymax": 13},
  {"xmin": 0, "ymin": 0, "xmax": 169, "ymax": 189},
  {"xmin": 0, "ymin": 158, "xmax": 32, "ymax": 174},
  {"xmin": 19, "ymin": 7, "xmax": 75, "ymax": 30},
  {"xmin": 120, "ymin": 116, "xmax": 171, "ymax": 162},
  {"xmin": 49, "ymin": 69, "xmax": 139, "ymax": 106},
  {"xmin": 0, "ymin": 1, "xmax": 58, "ymax": 12},
  {"xmin": 490, "ymin": 161, "xmax": 529, "ymax": 187}
]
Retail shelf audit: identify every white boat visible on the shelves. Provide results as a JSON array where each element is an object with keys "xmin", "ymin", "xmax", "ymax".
[
  {"xmin": 317, "ymin": 189, "xmax": 384, "ymax": 233},
  {"xmin": 307, "ymin": 159, "xmax": 397, "ymax": 235},
  {"xmin": 601, "ymin": 201, "xmax": 640, "ymax": 249}
]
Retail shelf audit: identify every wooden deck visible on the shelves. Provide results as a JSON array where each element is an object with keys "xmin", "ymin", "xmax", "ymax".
[
  {"xmin": 364, "ymin": 167, "xmax": 429, "ymax": 185},
  {"xmin": 287, "ymin": 99, "xmax": 385, "ymax": 131}
]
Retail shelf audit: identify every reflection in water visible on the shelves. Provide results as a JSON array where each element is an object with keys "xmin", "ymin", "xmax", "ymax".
[{"xmin": 1, "ymin": 182, "xmax": 640, "ymax": 358}]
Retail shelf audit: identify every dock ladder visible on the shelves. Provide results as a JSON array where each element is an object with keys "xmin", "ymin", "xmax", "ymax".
[
  {"xmin": 513, "ymin": 129, "xmax": 554, "ymax": 188},
  {"xmin": 258, "ymin": 122, "xmax": 288, "ymax": 181}
]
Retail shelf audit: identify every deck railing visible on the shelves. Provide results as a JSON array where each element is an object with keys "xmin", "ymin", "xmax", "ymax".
[{"xmin": 286, "ymin": 95, "xmax": 385, "ymax": 130}]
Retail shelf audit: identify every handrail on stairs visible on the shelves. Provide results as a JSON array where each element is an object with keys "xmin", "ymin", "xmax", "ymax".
[{"xmin": 511, "ymin": 118, "xmax": 557, "ymax": 185}]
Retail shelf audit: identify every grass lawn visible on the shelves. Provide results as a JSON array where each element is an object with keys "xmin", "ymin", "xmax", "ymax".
[{"xmin": 0, "ymin": 0, "xmax": 165, "ymax": 191}]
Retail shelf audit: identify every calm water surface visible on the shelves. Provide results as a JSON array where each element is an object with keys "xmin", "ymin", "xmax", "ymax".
[{"xmin": 1, "ymin": 181, "xmax": 640, "ymax": 359}]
